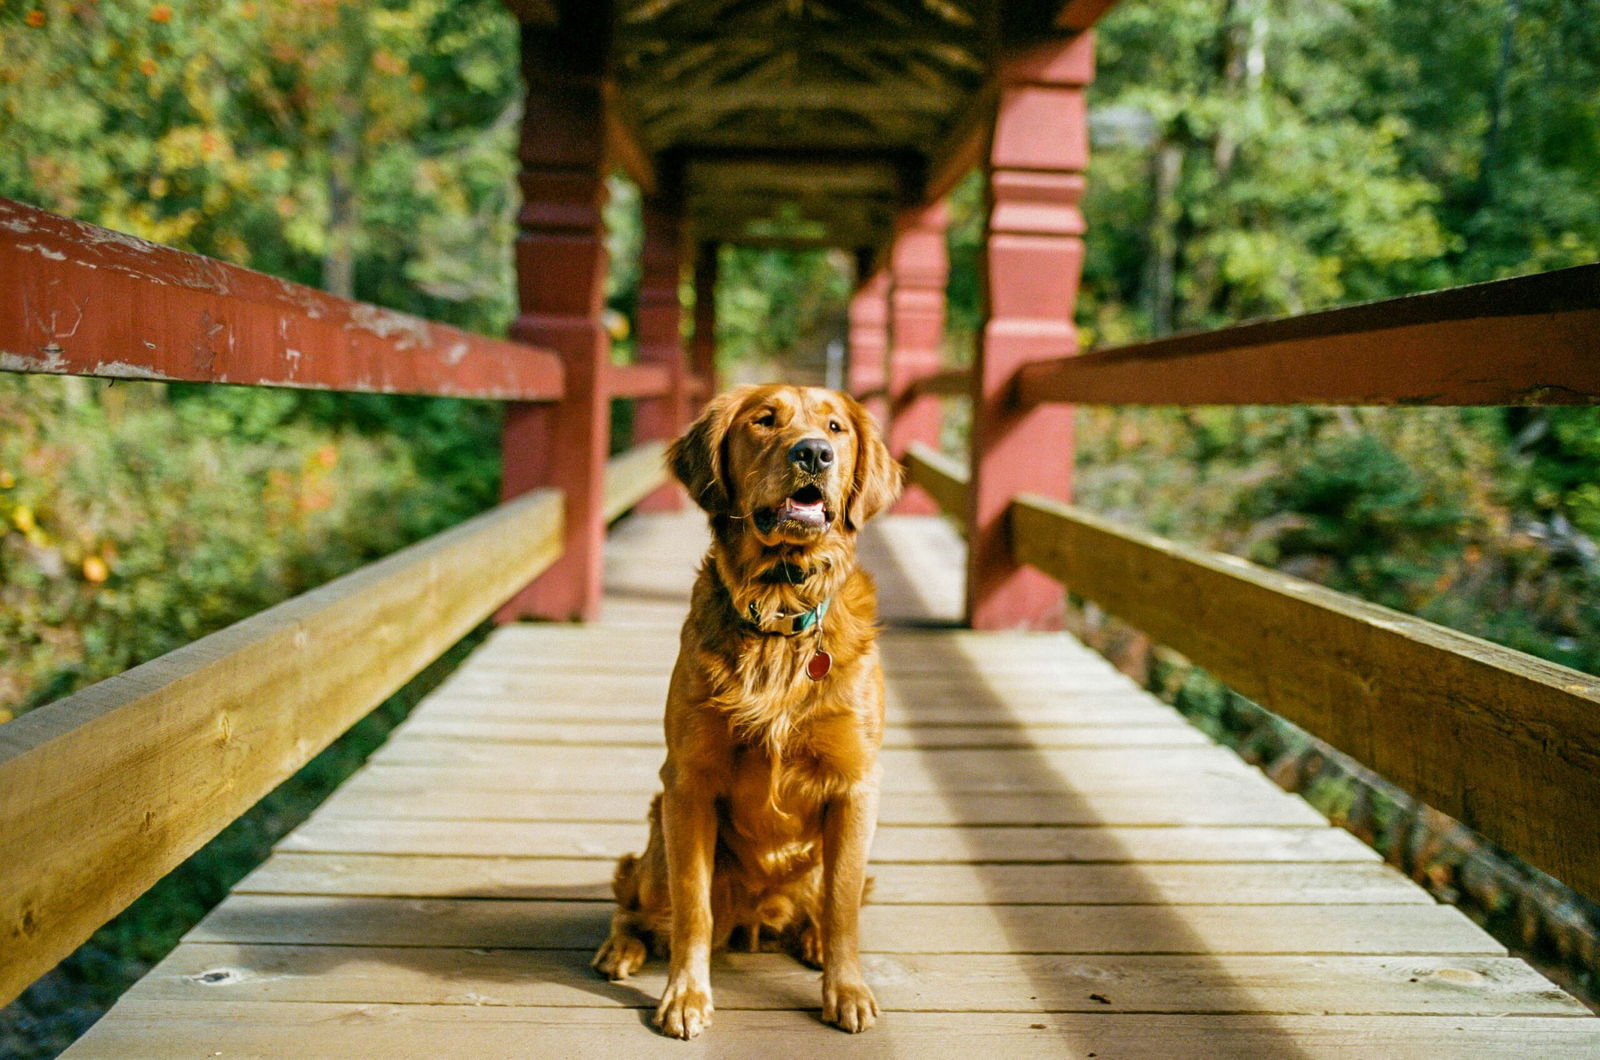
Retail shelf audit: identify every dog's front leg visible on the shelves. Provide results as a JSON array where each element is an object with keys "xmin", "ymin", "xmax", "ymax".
[
  {"xmin": 821, "ymin": 776, "xmax": 881, "ymax": 1032},
  {"xmin": 656, "ymin": 764, "xmax": 717, "ymax": 1039}
]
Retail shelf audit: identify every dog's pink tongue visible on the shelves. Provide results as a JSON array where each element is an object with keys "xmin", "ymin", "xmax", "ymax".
[{"xmin": 781, "ymin": 496, "xmax": 827, "ymax": 526}]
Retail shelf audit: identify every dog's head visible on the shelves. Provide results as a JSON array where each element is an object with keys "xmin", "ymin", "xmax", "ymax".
[{"xmin": 669, "ymin": 384, "xmax": 901, "ymax": 546}]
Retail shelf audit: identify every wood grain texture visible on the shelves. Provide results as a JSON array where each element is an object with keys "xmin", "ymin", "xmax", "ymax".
[
  {"xmin": 0, "ymin": 197, "xmax": 565, "ymax": 400},
  {"xmin": 0, "ymin": 489, "xmax": 562, "ymax": 1007},
  {"xmin": 62, "ymin": 1004, "xmax": 1600, "ymax": 1060},
  {"xmin": 237, "ymin": 854, "xmax": 1422, "ymax": 905},
  {"xmin": 132, "ymin": 945, "xmax": 1578, "ymax": 1015},
  {"xmin": 904, "ymin": 442, "xmax": 969, "ymax": 523},
  {"xmin": 184, "ymin": 894, "xmax": 1498, "ymax": 955},
  {"xmin": 59, "ymin": 512, "xmax": 1596, "ymax": 1054},
  {"xmin": 1016, "ymin": 263, "xmax": 1600, "ymax": 407},
  {"xmin": 1011, "ymin": 494, "xmax": 1600, "ymax": 905},
  {"xmin": 602, "ymin": 440, "xmax": 670, "ymax": 522}
]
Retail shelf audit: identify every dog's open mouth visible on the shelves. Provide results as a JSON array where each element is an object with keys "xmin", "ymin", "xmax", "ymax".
[{"xmin": 755, "ymin": 484, "xmax": 830, "ymax": 533}]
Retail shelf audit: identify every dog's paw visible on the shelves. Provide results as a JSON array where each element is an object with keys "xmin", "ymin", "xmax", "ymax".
[
  {"xmin": 592, "ymin": 933, "xmax": 648, "ymax": 982},
  {"xmin": 655, "ymin": 976, "xmax": 714, "ymax": 1040},
  {"xmin": 822, "ymin": 976, "xmax": 878, "ymax": 1033},
  {"xmin": 794, "ymin": 922, "xmax": 824, "ymax": 968}
]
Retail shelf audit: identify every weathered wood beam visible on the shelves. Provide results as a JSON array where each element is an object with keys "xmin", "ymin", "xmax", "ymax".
[
  {"xmin": 0, "ymin": 198, "xmax": 565, "ymax": 401},
  {"xmin": 602, "ymin": 440, "xmax": 671, "ymax": 522},
  {"xmin": 905, "ymin": 441, "xmax": 969, "ymax": 523},
  {"xmin": 0, "ymin": 488, "xmax": 564, "ymax": 1010},
  {"xmin": 604, "ymin": 362, "xmax": 673, "ymax": 399},
  {"xmin": 500, "ymin": 10, "xmax": 614, "ymax": 622},
  {"xmin": 638, "ymin": 85, "xmax": 954, "ymax": 118},
  {"xmin": 1010, "ymin": 493, "xmax": 1600, "ymax": 907},
  {"xmin": 1016, "ymin": 264, "xmax": 1600, "ymax": 407},
  {"xmin": 1055, "ymin": 0, "xmax": 1124, "ymax": 33},
  {"xmin": 890, "ymin": 199, "xmax": 951, "ymax": 514},
  {"xmin": 966, "ymin": 31, "xmax": 1093, "ymax": 629},
  {"xmin": 911, "ymin": 366, "xmax": 973, "ymax": 397}
]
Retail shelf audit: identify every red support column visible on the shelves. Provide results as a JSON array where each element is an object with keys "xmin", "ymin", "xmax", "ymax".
[
  {"xmin": 848, "ymin": 268, "xmax": 891, "ymax": 427},
  {"xmin": 497, "ymin": 14, "xmax": 613, "ymax": 623},
  {"xmin": 888, "ymin": 200, "xmax": 950, "ymax": 515},
  {"xmin": 689, "ymin": 241, "xmax": 719, "ymax": 399},
  {"xmin": 965, "ymin": 33, "xmax": 1093, "ymax": 630},
  {"xmin": 633, "ymin": 199, "xmax": 688, "ymax": 511}
]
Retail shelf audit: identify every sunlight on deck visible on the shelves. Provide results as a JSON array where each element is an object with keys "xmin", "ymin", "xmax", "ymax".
[{"xmin": 63, "ymin": 513, "xmax": 1600, "ymax": 1058}]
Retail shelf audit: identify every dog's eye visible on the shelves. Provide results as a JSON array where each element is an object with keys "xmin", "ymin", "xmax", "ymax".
[
  {"xmin": 828, "ymin": 420, "xmax": 845, "ymax": 433},
  {"xmin": 753, "ymin": 412, "xmax": 776, "ymax": 428}
]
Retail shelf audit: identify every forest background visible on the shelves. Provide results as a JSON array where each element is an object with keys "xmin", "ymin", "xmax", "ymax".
[{"xmin": 1, "ymin": 0, "xmax": 1598, "ymax": 1052}]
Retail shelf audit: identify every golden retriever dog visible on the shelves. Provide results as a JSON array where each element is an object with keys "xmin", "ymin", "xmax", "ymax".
[{"xmin": 592, "ymin": 384, "xmax": 902, "ymax": 1039}]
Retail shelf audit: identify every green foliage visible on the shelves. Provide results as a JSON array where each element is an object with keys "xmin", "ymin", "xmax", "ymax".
[
  {"xmin": 1240, "ymin": 433, "xmax": 1473, "ymax": 609},
  {"xmin": 0, "ymin": 375, "xmax": 498, "ymax": 714}
]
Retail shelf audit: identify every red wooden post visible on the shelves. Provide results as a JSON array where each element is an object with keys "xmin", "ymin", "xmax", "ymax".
[
  {"xmin": 498, "ymin": 14, "xmax": 613, "ymax": 623},
  {"xmin": 848, "ymin": 267, "xmax": 891, "ymax": 427},
  {"xmin": 633, "ymin": 198, "xmax": 688, "ymax": 511},
  {"xmin": 965, "ymin": 32, "xmax": 1093, "ymax": 630},
  {"xmin": 888, "ymin": 200, "xmax": 950, "ymax": 515},
  {"xmin": 689, "ymin": 241, "xmax": 719, "ymax": 399}
]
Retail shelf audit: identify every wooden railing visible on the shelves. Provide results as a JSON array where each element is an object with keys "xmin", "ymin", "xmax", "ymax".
[
  {"xmin": 894, "ymin": 264, "xmax": 1600, "ymax": 911},
  {"xmin": 0, "ymin": 198, "xmax": 676, "ymax": 1007}
]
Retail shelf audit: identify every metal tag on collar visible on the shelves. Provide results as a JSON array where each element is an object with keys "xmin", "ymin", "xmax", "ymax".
[{"xmin": 806, "ymin": 650, "xmax": 832, "ymax": 680}]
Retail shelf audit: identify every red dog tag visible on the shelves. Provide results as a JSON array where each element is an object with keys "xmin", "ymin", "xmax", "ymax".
[{"xmin": 806, "ymin": 651, "xmax": 832, "ymax": 680}]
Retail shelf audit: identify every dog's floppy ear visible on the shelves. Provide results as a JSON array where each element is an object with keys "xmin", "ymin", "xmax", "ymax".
[
  {"xmin": 669, "ymin": 387, "xmax": 753, "ymax": 514},
  {"xmin": 843, "ymin": 395, "xmax": 903, "ymax": 530}
]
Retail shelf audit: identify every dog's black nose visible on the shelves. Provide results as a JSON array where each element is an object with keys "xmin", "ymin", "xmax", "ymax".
[{"xmin": 788, "ymin": 438, "xmax": 834, "ymax": 474}]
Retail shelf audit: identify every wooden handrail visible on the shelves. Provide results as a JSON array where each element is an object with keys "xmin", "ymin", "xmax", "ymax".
[
  {"xmin": 904, "ymin": 441, "xmax": 969, "ymax": 522},
  {"xmin": 0, "ymin": 198, "xmax": 565, "ymax": 401},
  {"xmin": 1016, "ymin": 264, "xmax": 1600, "ymax": 407},
  {"xmin": 908, "ymin": 366, "xmax": 971, "ymax": 398},
  {"xmin": 0, "ymin": 488, "xmax": 564, "ymax": 1008},
  {"xmin": 603, "ymin": 440, "xmax": 670, "ymax": 521},
  {"xmin": 605, "ymin": 362, "xmax": 673, "ymax": 399},
  {"xmin": 1009, "ymin": 494, "xmax": 1600, "ymax": 907}
]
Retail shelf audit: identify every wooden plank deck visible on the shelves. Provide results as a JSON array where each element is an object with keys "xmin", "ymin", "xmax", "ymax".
[{"xmin": 64, "ymin": 513, "xmax": 1600, "ymax": 1057}]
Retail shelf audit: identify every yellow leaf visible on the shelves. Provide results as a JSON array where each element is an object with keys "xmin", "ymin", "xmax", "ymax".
[
  {"xmin": 83, "ymin": 555, "xmax": 110, "ymax": 583},
  {"xmin": 12, "ymin": 505, "xmax": 35, "ymax": 533}
]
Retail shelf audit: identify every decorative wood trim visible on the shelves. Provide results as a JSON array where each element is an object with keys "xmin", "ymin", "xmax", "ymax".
[
  {"xmin": 1010, "ymin": 494, "xmax": 1600, "ymax": 906},
  {"xmin": 1015, "ymin": 264, "xmax": 1600, "ymax": 408},
  {"xmin": 0, "ymin": 198, "xmax": 564, "ymax": 401},
  {"xmin": 0, "ymin": 490, "xmax": 564, "ymax": 1009}
]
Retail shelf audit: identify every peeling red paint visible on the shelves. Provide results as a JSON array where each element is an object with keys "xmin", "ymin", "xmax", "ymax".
[{"xmin": 0, "ymin": 197, "xmax": 565, "ymax": 401}]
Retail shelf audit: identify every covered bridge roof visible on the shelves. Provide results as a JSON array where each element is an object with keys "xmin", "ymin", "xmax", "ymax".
[{"xmin": 507, "ymin": 0, "xmax": 1118, "ymax": 255}]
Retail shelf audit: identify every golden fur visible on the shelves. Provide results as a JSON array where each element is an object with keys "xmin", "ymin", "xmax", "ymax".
[{"xmin": 592, "ymin": 384, "xmax": 902, "ymax": 1039}]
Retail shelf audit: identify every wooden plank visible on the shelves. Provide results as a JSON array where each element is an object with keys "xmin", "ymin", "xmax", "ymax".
[
  {"xmin": 604, "ymin": 362, "xmax": 673, "ymax": 399},
  {"xmin": 0, "ymin": 490, "xmax": 564, "ymax": 1008},
  {"xmin": 130, "ymin": 944, "xmax": 1580, "ymax": 1015},
  {"xmin": 906, "ymin": 441, "xmax": 969, "ymax": 522},
  {"xmin": 909, "ymin": 366, "xmax": 973, "ymax": 397},
  {"xmin": 365, "ymin": 741, "xmax": 1253, "ymax": 782},
  {"xmin": 318, "ymin": 780, "xmax": 1327, "ymax": 827},
  {"xmin": 1016, "ymin": 264, "xmax": 1600, "ymax": 407},
  {"xmin": 238, "ymin": 853, "xmax": 1423, "ymax": 906},
  {"xmin": 184, "ymin": 894, "xmax": 1498, "ymax": 954},
  {"xmin": 388, "ymin": 719, "xmax": 1209, "ymax": 748},
  {"xmin": 64, "ymin": 1003, "xmax": 1600, "ymax": 1060},
  {"xmin": 602, "ymin": 441, "xmax": 670, "ymax": 522},
  {"xmin": 277, "ymin": 818, "xmax": 1376, "ymax": 865},
  {"xmin": 0, "ymin": 197, "xmax": 565, "ymax": 400},
  {"xmin": 345, "ymin": 753, "xmax": 1305, "ymax": 799},
  {"xmin": 1012, "ymin": 493, "xmax": 1600, "ymax": 906}
]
